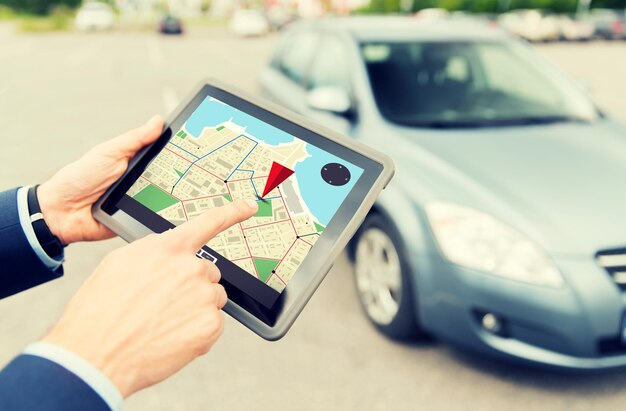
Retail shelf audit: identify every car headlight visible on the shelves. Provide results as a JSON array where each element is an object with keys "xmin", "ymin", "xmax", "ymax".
[{"xmin": 425, "ymin": 201, "xmax": 564, "ymax": 288}]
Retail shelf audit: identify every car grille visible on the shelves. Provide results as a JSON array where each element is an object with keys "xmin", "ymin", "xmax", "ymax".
[{"xmin": 597, "ymin": 248, "xmax": 626, "ymax": 290}]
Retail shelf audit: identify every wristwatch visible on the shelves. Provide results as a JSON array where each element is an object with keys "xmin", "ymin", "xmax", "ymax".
[{"xmin": 27, "ymin": 185, "xmax": 65, "ymax": 260}]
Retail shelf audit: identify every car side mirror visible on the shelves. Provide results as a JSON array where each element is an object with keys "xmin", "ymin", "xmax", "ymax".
[{"xmin": 306, "ymin": 86, "xmax": 354, "ymax": 119}]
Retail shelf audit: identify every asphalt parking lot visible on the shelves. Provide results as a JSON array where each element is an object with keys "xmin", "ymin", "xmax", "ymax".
[{"xmin": 1, "ymin": 25, "xmax": 626, "ymax": 411}]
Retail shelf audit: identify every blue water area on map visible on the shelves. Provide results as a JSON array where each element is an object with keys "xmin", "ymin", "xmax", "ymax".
[
  {"xmin": 295, "ymin": 144, "xmax": 363, "ymax": 226},
  {"xmin": 185, "ymin": 95, "xmax": 364, "ymax": 227},
  {"xmin": 185, "ymin": 97, "xmax": 295, "ymax": 145}
]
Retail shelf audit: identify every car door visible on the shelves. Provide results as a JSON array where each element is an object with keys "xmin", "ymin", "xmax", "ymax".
[{"xmin": 259, "ymin": 28, "xmax": 321, "ymax": 114}]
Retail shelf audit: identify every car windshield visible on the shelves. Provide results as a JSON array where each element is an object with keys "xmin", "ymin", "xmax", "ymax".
[{"xmin": 361, "ymin": 41, "xmax": 600, "ymax": 128}]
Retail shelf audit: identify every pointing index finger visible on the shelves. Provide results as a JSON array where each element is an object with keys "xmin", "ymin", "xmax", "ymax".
[{"xmin": 172, "ymin": 199, "xmax": 258, "ymax": 252}]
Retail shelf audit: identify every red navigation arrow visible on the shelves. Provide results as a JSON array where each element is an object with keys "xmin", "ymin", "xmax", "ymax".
[{"xmin": 262, "ymin": 161, "xmax": 294, "ymax": 198}]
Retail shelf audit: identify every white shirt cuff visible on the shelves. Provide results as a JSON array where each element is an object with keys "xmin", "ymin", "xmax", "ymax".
[
  {"xmin": 16, "ymin": 186, "xmax": 64, "ymax": 270},
  {"xmin": 24, "ymin": 341, "xmax": 123, "ymax": 411}
]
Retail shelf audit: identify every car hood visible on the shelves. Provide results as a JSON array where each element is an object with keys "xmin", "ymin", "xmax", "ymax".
[{"xmin": 385, "ymin": 119, "xmax": 626, "ymax": 256}]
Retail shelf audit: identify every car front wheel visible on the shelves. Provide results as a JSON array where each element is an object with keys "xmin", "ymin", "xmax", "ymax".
[{"xmin": 352, "ymin": 214, "xmax": 427, "ymax": 340}]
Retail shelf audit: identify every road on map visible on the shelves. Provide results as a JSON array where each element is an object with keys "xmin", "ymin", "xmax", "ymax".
[
  {"xmin": 1, "ymin": 25, "xmax": 626, "ymax": 411},
  {"xmin": 128, "ymin": 109, "xmax": 326, "ymax": 293}
]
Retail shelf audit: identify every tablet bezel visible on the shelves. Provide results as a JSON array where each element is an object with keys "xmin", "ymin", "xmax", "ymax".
[{"xmin": 93, "ymin": 79, "xmax": 394, "ymax": 340}]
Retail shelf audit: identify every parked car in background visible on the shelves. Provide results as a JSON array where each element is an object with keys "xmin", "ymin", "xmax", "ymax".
[
  {"xmin": 159, "ymin": 15, "xmax": 183, "ymax": 35},
  {"xmin": 267, "ymin": 6, "xmax": 297, "ymax": 31},
  {"xmin": 498, "ymin": 9, "xmax": 560, "ymax": 42},
  {"xmin": 75, "ymin": 2, "xmax": 114, "ymax": 31},
  {"xmin": 260, "ymin": 17, "xmax": 626, "ymax": 369},
  {"xmin": 557, "ymin": 15, "xmax": 594, "ymax": 41},
  {"xmin": 448, "ymin": 11, "xmax": 496, "ymax": 27},
  {"xmin": 414, "ymin": 8, "xmax": 449, "ymax": 21},
  {"xmin": 587, "ymin": 9, "xmax": 625, "ymax": 40},
  {"xmin": 229, "ymin": 9, "xmax": 270, "ymax": 37}
]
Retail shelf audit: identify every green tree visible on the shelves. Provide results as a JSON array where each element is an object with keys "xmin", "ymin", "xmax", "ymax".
[
  {"xmin": 591, "ymin": 0, "xmax": 626, "ymax": 8},
  {"xmin": 357, "ymin": 0, "xmax": 625, "ymax": 14},
  {"xmin": 466, "ymin": 0, "xmax": 500, "ymax": 12},
  {"xmin": 0, "ymin": 0, "xmax": 79, "ymax": 15},
  {"xmin": 363, "ymin": 0, "xmax": 401, "ymax": 13},
  {"xmin": 508, "ymin": 0, "xmax": 578, "ymax": 12}
]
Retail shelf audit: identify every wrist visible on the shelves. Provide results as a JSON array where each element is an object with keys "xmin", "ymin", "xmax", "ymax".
[
  {"xmin": 24, "ymin": 341, "xmax": 124, "ymax": 411},
  {"xmin": 37, "ymin": 182, "xmax": 68, "ymax": 245},
  {"xmin": 42, "ymin": 329, "xmax": 136, "ymax": 398}
]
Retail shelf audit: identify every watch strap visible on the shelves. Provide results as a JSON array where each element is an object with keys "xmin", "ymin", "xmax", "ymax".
[{"xmin": 27, "ymin": 185, "xmax": 65, "ymax": 260}]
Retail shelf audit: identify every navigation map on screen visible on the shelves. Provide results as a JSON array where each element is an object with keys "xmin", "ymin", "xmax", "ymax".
[{"xmin": 126, "ymin": 96, "xmax": 363, "ymax": 293}]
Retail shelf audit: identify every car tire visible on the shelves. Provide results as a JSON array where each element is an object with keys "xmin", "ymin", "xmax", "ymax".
[{"xmin": 350, "ymin": 213, "xmax": 428, "ymax": 341}]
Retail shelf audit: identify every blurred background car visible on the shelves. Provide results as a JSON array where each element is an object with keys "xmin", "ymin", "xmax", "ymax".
[
  {"xmin": 159, "ymin": 15, "xmax": 183, "ymax": 35},
  {"xmin": 229, "ymin": 8, "xmax": 270, "ymax": 37},
  {"xmin": 498, "ymin": 9, "xmax": 561, "ymax": 42},
  {"xmin": 260, "ymin": 16, "xmax": 626, "ymax": 369},
  {"xmin": 74, "ymin": 1, "xmax": 114, "ymax": 31},
  {"xmin": 556, "ymin": 14, "xmax": 594, "ymax": 41},
  {"xmin": 587, "ymin": 8, "xmax": 625, "ymax": 40},
  {"xmin": 266, "ymin": 6, "xmax": 297, "ymax": 31},
  {"xmin": 414, "ymin": 7, "xmax": 449, "ymax": 20}
]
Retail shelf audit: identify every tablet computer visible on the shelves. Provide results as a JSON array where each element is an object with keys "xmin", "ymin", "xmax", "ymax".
[{"xmin": 93, "ymin": 79, "xmax": 394, "ymax": 340}]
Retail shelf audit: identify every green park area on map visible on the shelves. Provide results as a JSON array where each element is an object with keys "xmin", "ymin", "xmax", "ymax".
[
  {"xmin": 133, "ymin": 184, "xmax": 179, "ymax": 213},
  {"xmin": 253, "ymin": 258, "xmax": 280, "ymax": 282}
]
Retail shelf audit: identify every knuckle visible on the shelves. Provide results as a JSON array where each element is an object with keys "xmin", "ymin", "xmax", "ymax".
[
  {"xmin": 215, "ymin": 312, "xmax": 225, "ymax": 335},
  {"xmin": 208, "ymin": 283, "xmax": 226, "ymax": 302},
  {"xmin": 196, "ymin": 311, "xmax": 224, "ymax": 355},
  {"xmin": 193, "ymin": 260, "xmax": 210, "ymax": 278},
  {"xmin": 214, "ymin": 283, "xmax": 226, "ymax": 299},
  {"xmin": 202, "ymin": 283, "xmax": 217, "ymax": 301},
  {"xmin": 213, "ymin": 283, "xmax": 227, "ymax": 309},
  {"xmin": 170, "ymin": 257, "xmax": 195, "ymax": 279},
  {"xmin": 211, "ymin": 311, "xmax": 225, "ymax": 339},
  {"xmin": 196, "ymin": 331, "xmax": 213, "ymax": 354},
  {"xmin": 185, "ymin": 258, "xmax": 205, "ymax": 278},
  {"xmin": 201, "ymin": 283, "xmax": 227, "ymax": 307},
  {"xmin": 195, "ymin": 340, "xmax": 211, "ymax": 356},
  {"xmin": 207, "ymin": 263, "xmax": 221, "ymax": 282}
]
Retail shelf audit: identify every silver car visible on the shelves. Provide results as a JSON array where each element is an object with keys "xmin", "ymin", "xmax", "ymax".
[{"xmin": 259, "ymin": 16, "xmax": 626, "ymax": 369}]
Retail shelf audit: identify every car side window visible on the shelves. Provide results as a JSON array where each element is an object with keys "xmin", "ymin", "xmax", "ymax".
[
  {"xmin": 278, "ymin": 31, "xmax": 321, "ymax": 85},
  {"xmin": 307, "ymin": 36, "xmax": 351, "ymax": 92}
]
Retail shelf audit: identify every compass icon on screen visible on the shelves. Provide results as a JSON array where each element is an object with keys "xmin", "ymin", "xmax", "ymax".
[{"xmin": 321, "ymin": 163, "xmax": 351, "ymax": 186}]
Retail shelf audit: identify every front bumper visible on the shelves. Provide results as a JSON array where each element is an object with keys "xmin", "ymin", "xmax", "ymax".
[{"xmin": 415, "ymin": 253, "xmax": 626, "ymax": 370}]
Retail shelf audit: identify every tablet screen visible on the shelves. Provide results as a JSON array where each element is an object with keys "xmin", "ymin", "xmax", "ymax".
[{"xmin": 122, "ymin": 95, "xmax": 363, "ymax": 305}]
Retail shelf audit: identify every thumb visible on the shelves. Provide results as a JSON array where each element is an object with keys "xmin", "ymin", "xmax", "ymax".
[
  {"xmin": 170, "ymin": 199, "xmax": 259, "ymax": 252},
  {"xmin": 106, "ymin": 115, "xmax": 163, "ymax": 159}
]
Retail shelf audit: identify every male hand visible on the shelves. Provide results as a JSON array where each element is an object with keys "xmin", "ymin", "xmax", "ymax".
[
  {"xmin": 42, "ymin": 199, "xmax": 258, "ymax": 398},
  {"xmin": 37, "ymin": 116, "xmax": 163, "ymax": 245}
]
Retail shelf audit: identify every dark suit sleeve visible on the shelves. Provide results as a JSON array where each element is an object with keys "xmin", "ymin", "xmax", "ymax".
[
  {"xmin": 0, "ymin": 355, "xmax": 110, "ymax": 411},
  {"xmin": 0, "ymin": 188, "xmax": 63, "ymax": 299}
]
